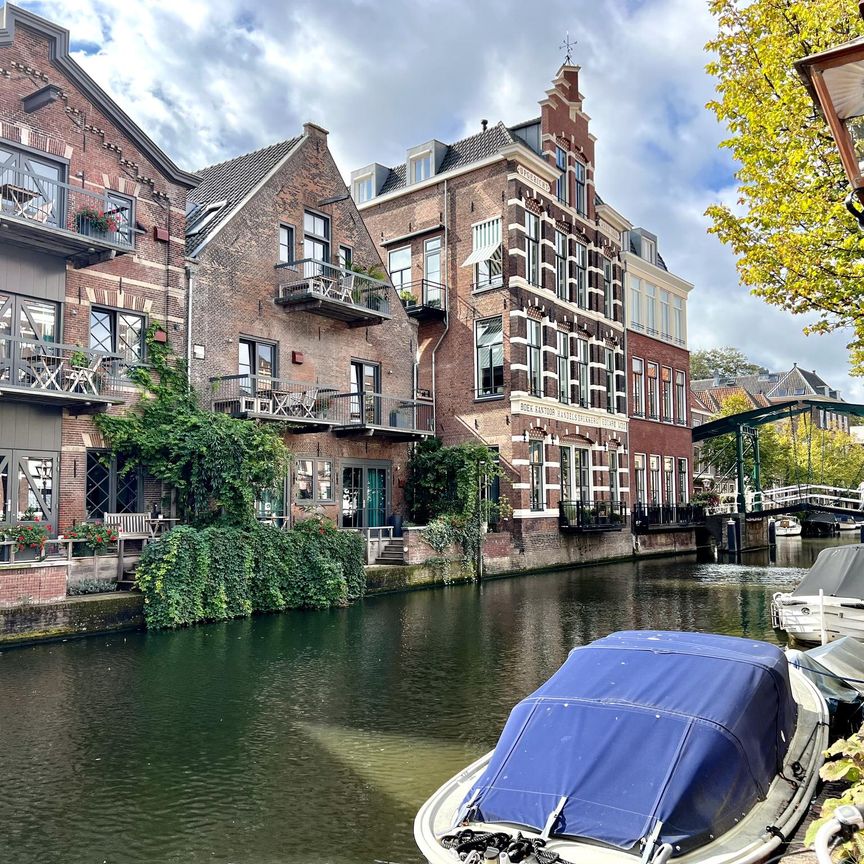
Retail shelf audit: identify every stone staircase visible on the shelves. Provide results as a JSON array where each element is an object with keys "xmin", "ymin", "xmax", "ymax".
[
  {"xmin": 115, "ymin": 566, "xmax": 140, "ymax": 592},
  {"xmin": 375, "ymin": 539, "xmax": 405, "ymax": 565}
]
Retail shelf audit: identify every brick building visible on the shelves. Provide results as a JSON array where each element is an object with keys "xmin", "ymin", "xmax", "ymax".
[
  {"xmin": 185, "ymin": 124, "xmax": 431, "ymax": 533},
  {"xmin": 622, "ymin": 228, "xmax": 694, "ymax": 528},
  {"xmin": 352, "ymin": 65, "xmax": 632, "ymax": 567},
  {"xmin": 0, "ymin": 4, "xmax": 197, "ymax": 534}
]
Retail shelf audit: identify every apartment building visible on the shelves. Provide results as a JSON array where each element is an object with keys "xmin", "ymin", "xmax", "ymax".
[
  {"xmin": 352, "ymin": 65, "xmax": 632, "ymax": 567},
  {"xmin": 623, "ymin": 228, "xmax": 694, "ymax": 529},
  {"xmin": 186, "ymin": 124, "xmax": 431, "ymax": 532},
  {"xmin": 0, "ymin": 4, "xmax": 197, "ymax": 533}
]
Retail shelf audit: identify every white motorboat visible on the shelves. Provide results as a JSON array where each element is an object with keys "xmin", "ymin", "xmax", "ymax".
[
  {"xmin": 773, "ymin": 544, "xmax": 864, "ymax": 644},
  {"xmin": 774, "ymin": 514, "xmax": 802, "ymax": 537},
  {"xmin": 415, "ymin": 631, "xmax": 828, "ymax": 864}
]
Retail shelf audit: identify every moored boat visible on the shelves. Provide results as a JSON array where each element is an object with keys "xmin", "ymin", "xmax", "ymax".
[
  {"xmin": 774, "ymin": 514, "xmax": 802, "ymax": 537},
  {"xmin": 772, "ymin": 544, "xmax": 864, "ymax": 644},
  {"xmin": 415, "ymin": 631, "xmax": 828, "ymax": 864}
]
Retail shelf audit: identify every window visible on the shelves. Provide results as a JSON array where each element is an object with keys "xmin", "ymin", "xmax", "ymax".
[
  {"xmin": 649, "ymin": 455, "xmax": 661, "ymax": 504},
  {"xmin": 609, "ymin": 450, "xmax": 620, "ymax": 502},
  {"xmin": 294, "ymin": 458, "xmax": 333, "ymax": 502},
  {"xmin": 629, "ymin": 276, "xmax": 642, "ymax": 330},
  {"xmin": 661, "ymin": 366, "xmax": 673, "ymax": 422},
  {"xmin": 576, "ymin": 338, "xmax": 589, "ymax": 407},
  {"xmin": 641, "ymin": 236, "xmax": 656, "ymax": 265},
  {"xmin": 555, "ymin": 146, "xmax": 569, "ymax": 205},
  {"xmin": 634, "ymin": 454, "xmax": 647, "ymax": 504},
  {"xmin": 86, "ymin": 449, "xmax": 141, "ymax": 518},
  {"xmin": 89, "ymin": 307, "xmax": 145, "ymax": 367},
  {"xmin": 672, "ymin": 295, "xmax": 683, "ymax": 344},
  {"xmin": 675, "ymin": 370, "xmax": 686, "ymax": 424},
  {"xmin": 525, "ymin": 211, "xmax": 540, "ymax": 287},
  {"xmin": 0, "ymin": 145, "xmax": 65, "ymax": 230},
  {"xmin": 677, "ymin": 458, "xmax": 689, "ymax": 505},
  {"xmin": 303, "ymin": 210, "xmax": 330, "ymax": 263},
  {"xmin": 574, "ymin": 161, "xmax": 587, "ymax": 216},
  {"xmin": 410, "ymin": 152, "xmax": 432, "ymax": 183},
  {"xmin": 646, "ymin": 362, "xmax": 659, "ymax": 419},
  {"xmin": 555, "ymin": 230, "xmax": 567, "ymax": 300},
  {"xmin": 574, "ymin": 242, "xmax": 588, "ymax": 308},
  {"xmin": 186, "ymin": 201, "xmax": 225, "ymax": 236},
  {"xmin": 475, "ymin": 316, "xmax": 504, "ymax": 397},
  {"xmin": 338, "ymin": 244, "xmax": 352, "ymax": 270},
  {"xmin": 279, "ymin": 224, "xmax": 294, "ymax": 264},
  {"xmin": 423, "ymin": 236, "xmax": 444, "ymax": 307},
  {"xmin": 350, "ymin": 360, "xmax": 381, "ymax": 424},
  {"xmin": 663, "ymin": 456, "xmax": 675, "ymax": 505},
  {"xmin": 472, "ymin": 218, "xmax": 503, "ymax": 289},
  {"xmin": 529, "ymin": 440, "xmax": 545, "ymax": 511},
  {"xmin": 106, "ymin": 192, "xmax": 134, "ymax": 245},
  {"xmin": 603, "ymin": 258, "xmax": 614, "ymax": 319},
  {"xmin": 645, "ymin": 283, "xmax": 656, "ymax": 333},
  {"xmin": 557, "ymin": 331, "xmax": 570, "ymax": 404},
  {"xmin": 605, "ymin": 348, "xmax": 616, "ymax": 413},
  {"xmin": 527, "ymin": 318, "xmax": 543, "ymax": 397},
  {"xmin": 353, "ymin": 175, "xmax": 374, "ymax": 203},
  {"xmin": 560, "ymin": 445, "xmax": 573, "ymax": 500},
  {"xmin": 632, "ymin": 357, "xmax": 644, "ymax": 416},
  {"xmin": 660, "ymin": 289, "xmax": 670, "ymax": 337},
  {"xmin": 388, "ymin": 247, "xmax": 411, "ymax": 294},
  {"xmin": 239, "ymin": 338, "xmax": 276, "ymax": 387}
]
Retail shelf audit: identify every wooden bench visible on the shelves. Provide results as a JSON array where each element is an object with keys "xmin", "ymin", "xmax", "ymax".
[{"xmin": 104, "ymin": 512, "xmax": 151, "ymax": 539}]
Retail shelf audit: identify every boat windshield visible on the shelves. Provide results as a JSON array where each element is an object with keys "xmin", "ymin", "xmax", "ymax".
[{"xmin": 793, "ymin": 544, "xmax": 864, "ymax": 598}]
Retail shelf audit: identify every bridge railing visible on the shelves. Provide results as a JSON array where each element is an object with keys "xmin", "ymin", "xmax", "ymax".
[{"xmin": 704, "ymin": 484, "xmax": 864, "ymax": 516}]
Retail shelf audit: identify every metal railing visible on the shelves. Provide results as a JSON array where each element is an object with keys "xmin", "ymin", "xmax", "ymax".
[
  {"xmin": 400, "ymin": 279, "xmax": 446, "ymax": 311},
  {"xmin": 632, "ymin": 502, "xmax": 706, "ymax": 532},
  {"xmin": 0, "ymin": 166, "xmax": 134, "ymax": 248},
  {"xmin": 330, "ymin": 391, "xmax": 435, "ymax": 434},
  {"xmin": 275, "ymin": 258, "xmax": 391, "ymax": 314},
  {"xmin": 559, "ymin": 499, "xmax": 627, "ymax": 532},
  {"xmin": 209, "ymin": 374, "xmax": 345, "ymax": 422},
  {"xmin": 0, "ymin": 336, "xmax": 124, "ymax": 399}
]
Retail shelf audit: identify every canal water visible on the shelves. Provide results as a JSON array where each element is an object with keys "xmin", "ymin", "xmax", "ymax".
[{"xmin": 0, "ymin": 536, "xmax": 856, "ymax": 864}]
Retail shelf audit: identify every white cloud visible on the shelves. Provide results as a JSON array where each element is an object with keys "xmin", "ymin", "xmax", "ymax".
[{"xmin": 20, "ymin": 0, "xmax": 862, "ymax": 400}]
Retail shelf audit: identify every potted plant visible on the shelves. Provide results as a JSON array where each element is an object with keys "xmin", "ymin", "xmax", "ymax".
[
  {"xmin": 66, "ymin": 522, "xmax": 120, "ymax": 557},
  {"xmin": 398, "ymin": 289, "xmax": 416, "ymax": 307},
  {"xmin": 74, "ymin": 205, "xmax": 120, "ymax": 238},
  {"xmin": 9, "ymin": 523, "xmax": 50, "ymax": 561},
  {"xmin": 69, "ymin": 345, "xmax": 89, "ymax": 368}
]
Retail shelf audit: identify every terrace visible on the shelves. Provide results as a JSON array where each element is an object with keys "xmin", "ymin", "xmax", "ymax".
[{"xmin": 558, "ymin": 499, "xmax": 627, "ymax": 533}]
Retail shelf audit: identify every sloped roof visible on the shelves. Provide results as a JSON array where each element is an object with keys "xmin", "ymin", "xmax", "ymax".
[
  {"xmin": 186, "ymin": 136, "xmax": 302, "ymax": 255},
  {"xmin": 379, "ymin": 121, "xmax": 519, "ymax": 195},
  {"xmin": 690, "ymin": 390, "xmax": 712, "ymax": 414}
]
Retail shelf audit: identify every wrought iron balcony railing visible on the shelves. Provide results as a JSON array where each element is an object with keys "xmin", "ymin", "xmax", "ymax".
[
  {"xmin": 275, "ymin": 259, "xmax": 391, "ymax": 316},
  {"xmin": 0, "ymin": 337, "xmax": 125, "ymax": 404},
  {"xmin": 0, "ymin": 166, "xmax": 134, "ymax": 248},
  {"xmin": 399, "ymin": 279, "xmax": 447, "ymax": 317},
  {"xmin": 631, "ymin": 501, "xmax": 706, "ymax": 533},
  {"xmin": 559, "ymin": 499, "xmax": 627, "ymax": 532},
  {"xmin": 330, "ymin": 391, "xmax": 434, "ymax": 435}
]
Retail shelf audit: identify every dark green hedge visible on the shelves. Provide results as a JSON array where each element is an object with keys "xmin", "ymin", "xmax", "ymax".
[{"xmin": 136, "ymin": 518, "xmax": 366, "ymax": 629}]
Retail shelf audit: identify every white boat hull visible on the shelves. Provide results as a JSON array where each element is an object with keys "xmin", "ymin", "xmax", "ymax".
[
  {"xmin": 772, "ymin": 592, "xmax": 864, "ymax": 644},
  {"xmin": 414, "ymin": 668, "xmax": 827, "ymax": 864},
  {"xmin": 775, "ymin": 526, "xmax": 802, "ymax": 537}
]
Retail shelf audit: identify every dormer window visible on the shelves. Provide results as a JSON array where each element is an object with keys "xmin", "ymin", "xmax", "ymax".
[
  {"xmin": 410, "ymin": 152, "xmax": 433, "ymax": 183},
  {"xmin": 187, "ymin": 200, "xmax": 227, "ymax": 236},
  {"xmin": 641, "ymin": 236, "xmax": 656, "ymax": 265},
  {"xmin": 353, "ymin": 175, "xmax": 374, "ymax": 204}
]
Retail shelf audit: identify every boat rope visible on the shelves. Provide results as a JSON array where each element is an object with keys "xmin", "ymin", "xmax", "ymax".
[{"xmin": 441, "ymin": 829, "xmax": 562, "ymax": 863}]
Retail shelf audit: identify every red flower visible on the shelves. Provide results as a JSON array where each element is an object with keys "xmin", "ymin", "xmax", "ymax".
[
  {"xmin": 45, "ymin": 525, "xmax": 52, "ymax": 532},
  {"xmin": 29, "ymin": 543, "xmax": 36, "ymax": 549},
  {"xmin": 17, "ymin": 535, "xmax": 24, "ymax": 543},
  {"xmin": 96, "ymin": 536, "xmax": 103, "ymax": 543}
]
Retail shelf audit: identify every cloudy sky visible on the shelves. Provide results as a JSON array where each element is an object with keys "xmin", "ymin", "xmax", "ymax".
[{"xmin": 19, "ymin": 0, "xmax": 863, "ymax": 400}]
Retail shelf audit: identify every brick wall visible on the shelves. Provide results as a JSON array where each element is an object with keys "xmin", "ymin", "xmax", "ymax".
[{"xmin": 0, "ymin": 563, "xmax": 67, "ymax": 607}]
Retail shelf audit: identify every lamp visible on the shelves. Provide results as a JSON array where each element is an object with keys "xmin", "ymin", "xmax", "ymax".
[{"xmin": 795, "ymin": 3, "xmax": 864, "ymax": 223}]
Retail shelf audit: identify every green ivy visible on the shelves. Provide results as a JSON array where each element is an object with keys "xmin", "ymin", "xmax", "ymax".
[
  {"xmin": 136, "ymin": 519, "xmax": 363, "ymax": 629},
  {"xmin": 94, "ymin": 326, "xmax": 290, "ymax": 529}
]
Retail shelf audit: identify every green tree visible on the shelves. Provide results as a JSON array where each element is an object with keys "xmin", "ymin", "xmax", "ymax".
[
  {"xmin": 94, "ymin": 327, "xmax": 290, "ymax": 528},
  {"xmin": 706, "ymin": 0, "xmax": 864, "ymax": 373},
  {"xmin": 691, "ymin": 346, "xmax": 761, "ymax": 379}
]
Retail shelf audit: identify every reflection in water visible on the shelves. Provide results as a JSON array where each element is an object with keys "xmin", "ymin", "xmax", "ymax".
[{"xmin": 0, "ymin": 536, "xmax": 856, "ymax": 864}]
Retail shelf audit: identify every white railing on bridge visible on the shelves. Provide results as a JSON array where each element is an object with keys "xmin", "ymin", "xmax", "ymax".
[{"xmin": 705, "ymin": 484, "xmax": 864, "ymax": 516}]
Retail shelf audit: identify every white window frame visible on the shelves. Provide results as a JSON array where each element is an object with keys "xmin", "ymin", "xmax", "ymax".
[
  {"xmin": 574, "ymin": 161, "xmax": 587, "ymax": 216},
  {"xmin": 353, "ymin": 175, "xmax": 373, "ymax": 204},
  {"xmin": 555, "ymin": 229, "xmax": 567, "ymax": 300},
  {"xmin": 410, "ymin": 151, "xmax": 433, "ymax": 183},
  {"xmin": 525, "ymin": 211, "xmax": 541, "ymax": 287},
  {"xmin": 632, "ymin": 357, "xmax": 644, "ymax": 417},
  {"xmin": 574, "ymin": 241, "xmax": 587, "ymax": 308}
]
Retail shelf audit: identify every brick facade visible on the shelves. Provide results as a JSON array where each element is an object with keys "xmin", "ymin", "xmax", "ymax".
[
  {"xmin": 188, "ymin": 124, "xmax": 424, "ymax": 528},
  {"xmin": 0, "ymin": 8, "xmax": 196, "ymax": 535},
  {"xmin": 356, "ymin": 66, "xmax": 631, "ymax": 559}
]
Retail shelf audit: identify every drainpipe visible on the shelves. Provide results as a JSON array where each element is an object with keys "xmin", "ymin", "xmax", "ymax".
[
  {"xmin": 430, "ymin": 178, "xmax": 449, "ymax": 434},
  {"xmin": 185, "ymin": 263, "xmax": 194, "ymax": 387}
]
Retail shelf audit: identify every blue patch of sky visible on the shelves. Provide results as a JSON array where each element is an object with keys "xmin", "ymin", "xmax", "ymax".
[
  {"xmin": 233, "ymin": 9, "xmax": 256, "ymax": 33},
  {"xmin": 70, "ymin": 39, "xmax": 100, "ymax": 56}
]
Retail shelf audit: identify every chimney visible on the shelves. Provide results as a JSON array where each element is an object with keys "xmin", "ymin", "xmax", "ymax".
[
  {"xmin": 713, "ymin": 371, "xmax": 720, "ymax": 387},
  {"xmin": 303, "ymin": 121, "xmax": 329, "ymax": 140},
  {"xmin": 481, "ymin": 119, "xmax": 488, "ymax": 132}
]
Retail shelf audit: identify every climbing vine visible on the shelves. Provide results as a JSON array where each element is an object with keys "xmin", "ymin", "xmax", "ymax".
[{"xmin": 94, "ymin": 326, "xmax": 289, "ymax": 528}]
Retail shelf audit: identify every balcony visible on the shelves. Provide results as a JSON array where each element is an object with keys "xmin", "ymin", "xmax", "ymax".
[
  {"xmin": 632, "ymin": 502, "xmax": 706, "ymax": 534},
  {"xmin": 275, "ymin": 259, "xmax": 391, "ymax": 327},
  {"xmin": 559, "ymin": 499, "xmax": 627, "ymax": 533},
  {"xmin": 0, "ymin": 167, "xmax": 134, "ymax": 266},
  {"xmin": 400, "ymin": 279, "xmax": 447, "ymax": 323},
  {"xmin": 209, "ymin": 376, "xmax": 435, "ymax": 440},
  {"xmin": 209, "ymin": 374, "xmax": 344, "ymax": 431},
  {"xmin": 0, "ymin": 337, "xmax": 125, "ymax": 411},
  {"xmin": 331, "ymin": 392, "xmax": 435, "ymax": 441}
]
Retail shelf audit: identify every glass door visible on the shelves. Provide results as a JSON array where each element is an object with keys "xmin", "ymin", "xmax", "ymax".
[
  {"xmin": 423, "ymin": 237, "xmax": 442, "ymax": 307},
  {"xmin": 0, "ymin": 293, "xmax": 59, "ymax": 386},
  {"xmin": 0, "ymin": 450, "xmax": 10, "ymax": 526},
  {"xmin": 14, "ymin": 451, "xmax": 57, "ymax": 528},
  {"xmin": 340, "ymin": 464, "xmax": 390, "ymax": 530},
  {"xmin": 350, "ymin": 361, "xmax": 381, "ymax": 425},
  {"xmin": 367, "ymin": 468, "xmax": 387, "ymax": 528},
  {"xmin": 341, "ymin": 466, "xmax": 363, "ymax": 529}
]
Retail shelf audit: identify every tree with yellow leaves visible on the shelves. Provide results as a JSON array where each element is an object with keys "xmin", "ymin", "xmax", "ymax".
[{"xmin": 706, "ymin": 0, "xmax": 864, "ymax": 372}]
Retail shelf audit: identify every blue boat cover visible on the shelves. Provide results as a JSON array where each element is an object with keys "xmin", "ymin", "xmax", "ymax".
[{"xmin": 462, "ymin": 631, "xmax": 797, "ymax": 854}]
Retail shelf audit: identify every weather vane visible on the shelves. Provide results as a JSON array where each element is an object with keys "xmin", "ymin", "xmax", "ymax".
[{"xmin": 560, "ymin": 31, "xmax": 576, "ymax": 65}]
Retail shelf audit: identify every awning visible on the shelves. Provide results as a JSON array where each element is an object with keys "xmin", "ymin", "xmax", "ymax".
[{"xmin": 462, "ymin": 241, "xmax": 501, "ymax": 267}]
